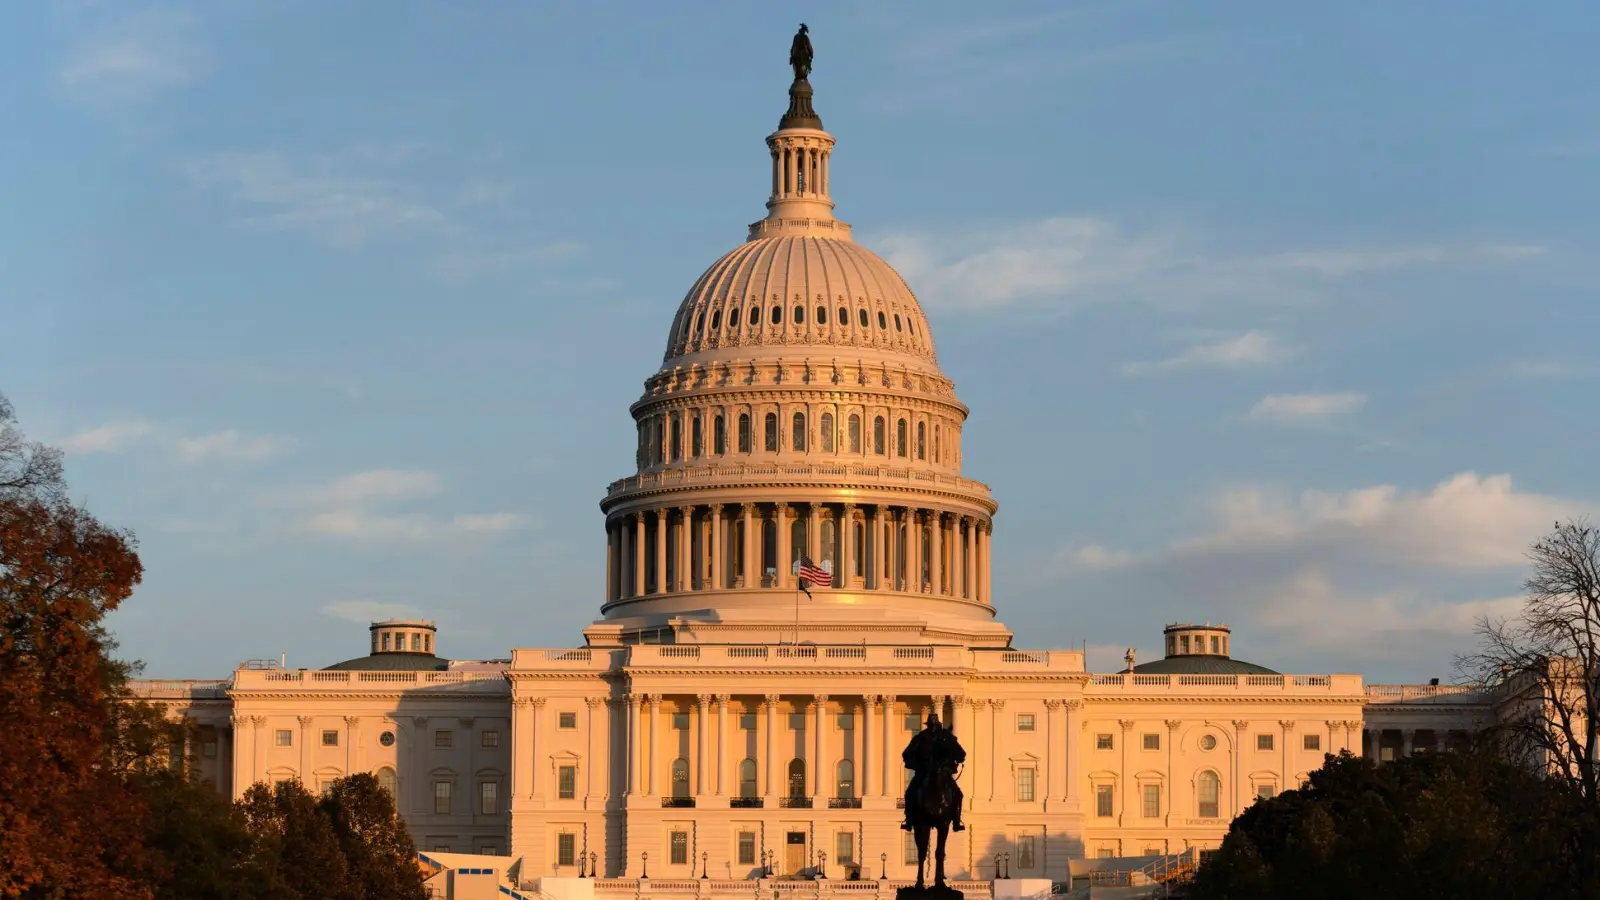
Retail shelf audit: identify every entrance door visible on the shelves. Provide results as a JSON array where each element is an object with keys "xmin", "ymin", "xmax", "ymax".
[{"xmin": 785, "ymin": 832, "xmax": 806, "ymax": 876}]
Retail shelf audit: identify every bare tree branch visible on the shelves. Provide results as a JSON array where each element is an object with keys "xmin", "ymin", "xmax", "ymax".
[{"xmin": 0, "ymin": 393, "xmax": 65, "ymax": 505}]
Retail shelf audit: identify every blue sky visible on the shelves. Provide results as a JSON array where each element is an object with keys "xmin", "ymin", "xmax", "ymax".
[{"xmin": 3, "ymin": 1, "xmax": 1596, "ymax": 681}]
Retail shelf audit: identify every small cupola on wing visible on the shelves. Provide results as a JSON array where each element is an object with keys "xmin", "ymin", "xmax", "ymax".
[
  {"xmin": 1164, "ymin": 622, "xmax": 1231, "ymax": 659},
  {"xmin": 370, "ymin": 619, "xmax": 438, "ymax": 656}
]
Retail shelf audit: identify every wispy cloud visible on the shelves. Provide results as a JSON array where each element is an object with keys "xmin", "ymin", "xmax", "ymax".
[
  {"xmin": 177, "ymin": 430, "xmax": 291, "ymax": 463},
  {"xmin": 58, "ymin": 420, "xmax": 158, "ymax": 455},
  {"xmin": 1247, "ymin": 392, "xmax": 1366, "ymax": 426},
  {"xmin": 274, "ymin": 468, "xmax": 527, "ymax": 545},
  {"xmin": 56, "ymin": 419, "xmax": 287, "ymax": 463},
  {"xmin": 1123, "ymin": 330, "xmax": 1290, "ymax": 375},
  {"xmin": 320, "ymin": 600, "xmax": 426, "ymax": 624},
  {"xmin": 874, "ymin": 216, "xmax": 1545, "ymax": 315},
  {"xmin": 56, "ymin": 9, "xmax": 204, "ymax": 106}
]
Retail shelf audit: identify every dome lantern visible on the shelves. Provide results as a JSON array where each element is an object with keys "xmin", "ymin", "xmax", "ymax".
[{"xmin": 752, "ymin": 26, "xmax": 847, "ymax": 240}]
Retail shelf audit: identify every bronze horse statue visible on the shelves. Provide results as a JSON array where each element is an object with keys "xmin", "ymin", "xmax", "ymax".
[{"xmin": 901, "ymin": 712, "xmax": 966, "ymax": 892}]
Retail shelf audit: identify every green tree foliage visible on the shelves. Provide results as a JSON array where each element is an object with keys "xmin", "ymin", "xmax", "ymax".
[{"xmin": 1190, "ymin": 749, "xmax": 1596, "ymax": 900}]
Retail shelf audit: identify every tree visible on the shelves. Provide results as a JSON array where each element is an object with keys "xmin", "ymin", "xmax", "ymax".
[
  {"xmin": 0, "ymin": 393, "xmax": 63, "ymax": 504},
  {"xmin": 318, "ymin": 774, "xmax": 428, "ymax": 900},
  {"xmin": 1189, "ymin": 750, "xmax": 1591, "ymax": 900},
  {"xmin": 239, "ymin": 781, "xmax": 351, "ymax": 899}
]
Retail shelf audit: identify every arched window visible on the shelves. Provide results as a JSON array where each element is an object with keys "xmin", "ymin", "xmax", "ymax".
[
  {"xmin": 714, "ymin": 415, "xmax": 726, "ymax": 455},
  {"xmin": 917, "ymin": 422, "xmax": 926, "ymax": 460},
  {"xmin": 836, "ymin": 759, "xmax": 855, "ymax": 798},
  {"xmin": 711, "ymin": 310, "xmax": 721, "ymax": 330},
  {"xmin": 816, "ymin": 305, "xmax": 826, "ymax": 324},
  {"xmin": 672, "ymin": 758, "xmax": 690, "ymax": 799},
  {"xmin": 788, "ymin": 758, "xmax": 806, "ymax": 798},
  {"xmin": 820, "ymin": 516, "xmax": 836, "ymax": 574},
  {"xmin": 764, "ymin": 413, "xmax": 779, "ymax": 452},
  {"xmin": 1197, "ymin": 771, "xmax": 1220, "ymax": 818},
  {"xmin": 896, "ymin": 419, "xmax": 908, "ymax": 457},
  {"xmin": 858, "ymin": 309, "xmax": 869, "ymax": 328},
  {"xmin": 894, "ymin": 314, "xmax": 903, "ymax": 332},
  {"xmin": 792, "ymin": 412, "xmax": 806, "ymax": 451},
  {"xmin": 853, "ymin": 522, "xmax": 865, "ymax": 577},
  {"xmin": 770, "ymin": 305, "xmax": 782, "ymax": 325},
  {"xmin": 691, "ymin": 416, "xmax": 703, "ymax": 457},
  {"xmin": 837, "ymin": 306, "xmax": 847, "ymax": 325},
  {"xmin": 794, "ymin": 305, "xmax": 804, "ymax": 324},
  {"xmin": 376, "ymin": 766, "xmax": 398, "ymax": 799},
  {"xmin": 820, "ymin": 412, "xmax": 834, "ymax": 452},
  {"xmin": 671, "ymin": 416, "xmax": 682, "ymax": 461},
  {"xmin": 739, "ymin": 759, "xmax": 758, "ymax": 798},
  {"xmin": 848, "ymin": 414, "xmax": 861, "ymax": 453},
  {"xmin": 933, "ymin": 425, "xmax": 940, "ymax": 462},
  {"xmin": 749, "ymin": 305, "xmax": 760, "ymax": 326},
  {"xmin": 762, "ymin": 518, "xmax": 777, "ymax": 576},
  {"xmin": 738, "ymin": 413, "xmax": 752, "ymax": 453},
  {"xmin": 873, "ymin": 417, "xmax": 886, "ymax": 455}
]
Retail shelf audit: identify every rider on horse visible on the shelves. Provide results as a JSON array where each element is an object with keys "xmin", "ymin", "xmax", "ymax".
[{"xmin": 901, "ymin": 711, "xmax": 966, "ymax": 833}]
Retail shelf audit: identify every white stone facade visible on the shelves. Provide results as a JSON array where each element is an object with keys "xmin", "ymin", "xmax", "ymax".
[{"xmin": 129, "ymin": 63, "xmax": 1511, "ymax": 885}]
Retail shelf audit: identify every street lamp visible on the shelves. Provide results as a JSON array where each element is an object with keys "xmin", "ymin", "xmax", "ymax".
[
  {"xmin": 702, "ymin": 851, "xmax": 709, "ymax": 879},
  {"xmin": 993, "ymin": 855, "xmax": 1001, "ymax": 879},
  {"xmin": 818, "ymin": 850, "xmax": 827, "ymax": 879},
  {"xmin": 880, "ymin": 852, "xmax": 888, "ymax": 880},
  {"xmin": 641, "ymin": 851, "xmax": 649, "ymax": 880},
  {"xmin": 1003, "ymin": 852, "xmax": 1011, "ymax": 880},
  {"xmin": 590, "ymin": 852, "xmax": 598, "ymax": 879}
]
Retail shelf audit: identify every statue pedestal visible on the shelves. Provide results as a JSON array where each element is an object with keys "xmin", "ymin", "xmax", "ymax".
[{"xmin": 895, "ymin": 886, "xmax": 964, "ymax": 900}]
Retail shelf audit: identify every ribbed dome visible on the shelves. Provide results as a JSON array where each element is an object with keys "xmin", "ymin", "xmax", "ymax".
[{"xmin": 663, "ymin": 234, "xmax": 939, "ymax": 368}]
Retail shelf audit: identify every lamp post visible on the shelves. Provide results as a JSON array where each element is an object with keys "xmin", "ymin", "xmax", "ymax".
[
  {"xmin": 590, "ymin": 852, "xmax": 598, "ymax": 879},
  {"xmin": 760, "ymin": 850, "xmax": 768, "ymax": 878},
  {"xmin": 641, "ymin": 851, "xmax": 649, "ymax": 880},
  {"xmin": 879, "ymin": 852, "xmax": 887, "ymax": 881},
  {"xmin": 818, "ymin": 851, "xmax": 827, "ymax": 879},
  {"xmin": 578, "ymin": 854, "xmax": 586, "ymax": 878},
  {"xmin": 702, "ymin": 851, "xmax": 709, "ymax": 879},
  {"xmin": 993, "ymin": 855, "xmax": 1001, "ymax": 880},
  {"xmin": 1003, "ymin": 852, "xmax": 1011, "ymax": 880}
]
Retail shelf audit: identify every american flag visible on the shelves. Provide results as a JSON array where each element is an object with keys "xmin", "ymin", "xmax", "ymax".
[{"xmin": 796, "ymin": 557, "xmax": 831, "ymax": 595}]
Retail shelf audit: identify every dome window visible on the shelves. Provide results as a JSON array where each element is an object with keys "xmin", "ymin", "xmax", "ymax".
[
  {"xmin": 711, "ymin": 310, "xmax": 721, "ymax": 330},
  {"xmin": 838, "ymin": 306, "xmax": 848, "ymax": 326},
  {"xmin": 917, "ymin": 422, "xmax": 926, "ymax": 460},
  {"xmin": 792, "ymin": 412, "xmax": 806, "ymax": 451},
  {"xmin": 691, "ymin": 416, "xmax": 703, "ymax": 457},
  {"xmin": 896, "ymin": 419, "xmax": 908, "ymax": 458},
  {"xmin": 738, "ymin": 413, "xmax": 752, "ymax": 453},
  {"xmin": 764, "ymin": 413, "xmax": 779, "ymax": 452},
  {"xmin": 894, "ymin": 314, "xmax": 903, "ymax": 332},
  {"xmin": 770, "ymin": 305, "xmax": 781, "ymax": 325},
  {"xmin": 750, "ymin": 306, "xmax": 761, "ymax": 326},
  {"xmin": 858, "ymin": 309, "xmax": 869, "ymax": 328},
  {"xmin": 878, "ymin": 311, "xmax": 887, "ymax": 329},
  {"xmin": 794, "ymin": 305, "xmax": 804, "ymax": 324},
  {"xmin": 817, "ymin": 305, "xmax": 827, "ymax": 324},
  {"xmin": 696, "ymin": 312, "xmax": 705, "ymax": 335},
  {"xmin": 714, "ymin": 415, "xmax": 726, "ymax": 455},
  {"xmin": 872, "ymin": 417, "xmax": 885, "ymax": 455},
  {"xmin": 820, "ymin": 412, "xmax": 834, "ymax": 452},
  {"xmin": 848, "ymin": 414, "xmax": 861, "ymax": 453}
]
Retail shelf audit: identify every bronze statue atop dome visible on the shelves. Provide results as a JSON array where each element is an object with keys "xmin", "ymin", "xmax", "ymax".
[{"xmin": 790, "ymin": 24, "xmax": 813, "ymax": 81}]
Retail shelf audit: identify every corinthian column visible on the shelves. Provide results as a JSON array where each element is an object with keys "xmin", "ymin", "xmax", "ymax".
[
  {"xmin": 929, "ymin": 511, "xmax": 943, "ymax": 595},
  {"xmin": 678, "ymin": 506, "xmax": 693, "ymax": 592},
  {"xmin": 741, "ymin": 503, "xmax": 757, "ymax": 588},
  {"xmin": 633, "ymin": 513, "xmax": 646, "ymax": 597},
  {"xmin": 710, "ymin": 505, "xmax": 724, "ymax": 590},
  {"xmin": 654, "ymin": 510, "xmax": 668, "ymax": 595},
  {"xmin": 964, "ymin": 517, "xmax": 976, "ymax": 599},
  {"xmin": 841, "ymin": 504, "xmax": 857, "ymax": 588}
]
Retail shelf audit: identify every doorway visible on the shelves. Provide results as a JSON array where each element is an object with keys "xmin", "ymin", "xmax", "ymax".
[{"xmin": 785, "ymin": 831, "xmax": 806, "ymax": 876}]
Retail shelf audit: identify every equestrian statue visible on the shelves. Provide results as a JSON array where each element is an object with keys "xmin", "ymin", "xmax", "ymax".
[{"xmin": 900, "ymin": 710, "xmax": 967, "ymax": 898}]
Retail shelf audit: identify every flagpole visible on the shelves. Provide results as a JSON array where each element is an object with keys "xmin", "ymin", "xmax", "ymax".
[{"xmin": 794, "ymin": 584, "xmax": 802, "ymax": 645}]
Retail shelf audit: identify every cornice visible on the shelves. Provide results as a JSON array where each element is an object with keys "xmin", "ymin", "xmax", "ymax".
[
  {"xmin": 1080, "ymin": 695, "xmax": 1368, "ymax": 706},
  {"xmin": 228, "ymin": 690, "xmax": 510, "ymax": 702}
]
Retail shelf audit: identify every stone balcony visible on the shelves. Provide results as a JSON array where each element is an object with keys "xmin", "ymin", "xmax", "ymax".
[
  {"xmin": 129, "ymin": 679, "xmax": 232, "ymax": 699},
  {"xmin": 1364, "ymin": 683, "xmax": 1490, "ymax": 705}
]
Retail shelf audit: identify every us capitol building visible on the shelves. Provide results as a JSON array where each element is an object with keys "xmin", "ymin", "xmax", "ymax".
[{"xmin": 134, "ymin": 44, "xmax": 1507, "ymax": 885}]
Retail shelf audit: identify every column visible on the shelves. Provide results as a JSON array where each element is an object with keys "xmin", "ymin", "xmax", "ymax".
[
  {"xmin": 763, "ymin": 695, "xmax": 779, "ymax": 799},
  {"xmin": 1281, "ymin": 720, "xmax": 1295, "ymax": 787},
  {"xmin": 771, "ymin": 148, "xmax": 780, "ymax": 196},
  {"xmin": 1325, "ymin": 720, "xmax": 1339, "ymax": 755},
  {"xmin": 885, "ymin": 508, "xmax": 898, "ymax": 590},
  {"xmin": 678, "ymin": 507, "xmax": 693, "ymax": 592},
  {"xmin": 297, "ymin": 716, "xmax": 311, "ymax": 783},
  {"xmin": 1365, "ymin": 727, "xmax": 1380, "ymax": 760},
  {"xmin": 710, "ymin": 506, "xmax": 724, "ymax": 590},
  {"xmin": 862, "ymin": 695, "xmax": 877, "ymax": 797},
  {"xmin": 345, "ymin": 716, "xmax": 359, "ymax": 779},
  {"xmin": 1165, "ymin": 720, "xmax": 1181, "ymax": 825},
  {"xmin": 1063, "ymin": 701, "xmax": 1081, "ymax": 804},
  {"xmin": 605, "ymin": 525, "xmax": 616, "ymax": 602},
  {"xmin": 990, "ymin": 701, "xmax": 1005, "ymax": 802},
  {"xmin": 229, "ymin": 716, "xmax": 246, "ymax": 800},
  {"xmin": 647, "ymin": 696, "xmax": 662, "ymax": 796},
  {"xmin": 806, "ymin": 503, "xmax": 821, "ymax": 568},
  {"xmin": 716, "ymin": 695, "xmax": 729, "ymax": 797},
  {"xmin": 776, "ymin": 504, "xmax": 793, "ymax": 590},
  {"xmin": 929, "ymin": 511, "xmax": 944, "ymax": 595},
  {"xmin": 530, "ymin": 699, "xmax": 548, "ymax": 800},
  {"xmin": 865, "ymin": 506, "xmax": 879, "ymax": 590},
  {"xmin": 654, "ymin": 511, "xmax": 668, "ymax": 595},
  {"xmin": 841, "ymin": 504, "xmax": 857, "ymax": 588},
  {"xmin": 980, "ymin": 522, "xmax": 992, "ymax": 604},
  {"xmin": 1232, "ymin": 720, "xmax": 1249, "ymax": 815},
  {"xmin": 1043, "ymin": 700, "xmax": 1061, "ymax": 808},
  {"xmin": 741, "ymin": 504, "xmax": 757, "ymax": 588},
  {"xmin": 908, "ymin": 510, "xmax": 923, "ymax": 593},
  {"xmin": 633, "ymin": 514, "xmax": 646, "ymax": 597},
  {"xmin": 811, "ymin": 695, "xmax": 828, "ymax": 801},
  {"xmin": 880, "ymin": 695, "xmax": 896, "ymax": 798},
  {"xmin": 1401, "ymin": 729, "xmax": 1414, "ymax": 758},
  {"xmin": 965, "ymin": 518, "xmax": 977, "ymax": 599},
  {"xmin": 696, "ymin": 694, "xmax": 711, "ymax": 796},
  {"xmin": 587, "ymin": 698, "xmax": 604, "ymax": 801},
  {"xmin": 627, "ymin": 696, "xmax": 641, "ymax": 796},
  {"xmin": 822, "ymin": 151, "xmax": 829, "ymax": 195}
]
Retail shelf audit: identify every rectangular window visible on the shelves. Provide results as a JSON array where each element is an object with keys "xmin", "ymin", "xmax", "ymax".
[
  {"xmin": 1257, "ymin": 783, "xmax": 1276, "ymax": 801},
  {"xmin": 1017, "ymin": 767, "xmax": 1036, "ymax": 802},
  {"xmin": 1095, "ymin": 784, "xmax": 1114, "ymax": 818},
  {"xmin": 904, "ymin": 832, "xmax": 918, "ymax": 865},
  {"xmin": 559, "ymin": 712, "xmax": 577, "ymax": 730},
  {"xmin": 1303, "ymin": 734, "xmax": 1321, "ymax": 751},
  {"xmin": 479, "ymin": 781, "xmax": 498, "ymax": 815},
  {"xmin": 904, "ymin": 713, "xmax": 922, "ymax": 732},
  {"xmin": 1097, "ymin": 848, "xmax": 1115, "ymax": 860},
  {"xmin": 557, "ymin": 833, "xmax": 576, "ymax": 867},
  {"xmin": 740, "ymin": 713, "xmax": 757, "ymax": 731},
  {"xmin": 789, "ymin": 713, "xmax": 807, "ymax": 731},
  {"xmin": 1142, "ymin": 784, "xmax": 1160, "ymax": 818},
  {"xmin": 435, "ymin": 730, "xmax": 453, "ymax": 748},
  {"xmin": 434, "ymin": 781, "xmax": 452, "ymax": 815},
  {"xmin": 673, "ymin": 713, "xmax": 690, "ymax": 730},
  {"xmin": 479, "ymin": 845, "xmax": 500, "ymax": 856},
  {"xmin": 1018, "ymin": 835, "xmax": 1036, "ymax": 870},
  {"xmin": 1145, "ymin": 846, "xmax": 1163, "ymax": 857},
  {"xmin": 482, "ymin": 730, "xmax": 500, "ymax": 748},
  {"xmin": 1143, "ymin": 733, "xmax": 1160, "ymax": 751},
  {"xmin": 435, "ymin": 844, "xmax": 451, "ymax": 853},
  {"xmin": 836, "ymin": 831, "xmax": 855, "ymax": 865},
  {"xmin": 1016, "ymin": 713, "xmax": 1035, "ymax": 732},
  {"xmin": 1095, "ymin": 733, "xmax": 1114, "ymax": 750},
  {"xmin": 274, "ymin": 729, "xmax": 292, "ymax": 747},
  {"xmin": 201, "ymin": 740, "xmax": 217, "ymax": 758},
  {"xmin": 559, "ymin": 765, "xmax": 577, "ymax": 799},
  {"xmin": 836, "ymin": 712, "xmax": 854, "ymax": 731},
  {"xmin": 738, "ymin": 831, "xmax": 756, "ymax": 866},
  {"xmin": 1257, "ymin": 734, "xmax": 1274, "ymax": 751},
  {"xmin": 670, "ymin": 831, "xmax": 689, "ymax": 865},
  {"xmin": 321, "ymin": 730, "xmax": 339, "ymax": 747}
]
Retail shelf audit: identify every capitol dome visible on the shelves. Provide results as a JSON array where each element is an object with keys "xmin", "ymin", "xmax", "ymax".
[{"xmin": 594, "ymin": 64, "xmax": 1001, "ymax": 645}]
